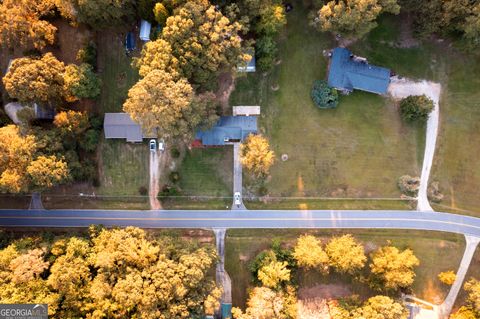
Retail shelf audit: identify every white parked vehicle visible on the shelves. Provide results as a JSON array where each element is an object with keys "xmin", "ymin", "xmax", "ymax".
[
  {"xmin": 234, "ymin": 192, "xmax": 241, "ymax": 206},
  {"xmin": 149, "ymin": 139, "xmax": 156, "ymax": 152},
  {"xmin": 158, "ymin": 139, "xmax": 165, "ymax": 152}
]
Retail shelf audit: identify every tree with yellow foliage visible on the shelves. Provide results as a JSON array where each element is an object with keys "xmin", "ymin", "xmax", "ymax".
[
  {"xmin": 292, "ymin": 235, "xmax": 329, "ymax": 273},
  {"xmin": 0, "ymin": 0, "xmax": 57, "ymax": 49},
  {"xmin": 326, "ymin": 234, "xmax": 366, "ymax": 274},
  {"xmin": 124, "ymin": 69, "xmax": 218, "ymax": 141},
  {"xmin": 53, "ymin": 111, "xmax": 90, "ymax": 135},
  {"xmin": 438, "ymin": 271, "xmax": 456, "ymax": 286},
  {"xmin": 240, "ymin": 134, "xmax": 275, "ymax": 177},
  {"xmin": 160, "ymin": 0, "xmax": 244, "ymax": 88},
  {"xmin": 232, "ymin": 286, "xmax": 297, "ymax": 319},
  {"xmin": 464, "ymin": 278, "xmax": 480, "ymax": 312},
  {"xmin": 3, "ymin": 53, "xmax": 65, "ymax": 103},
  {"xmin": 133, "ymin": 39, "xmax": 179, "ymax": 78},
  {"xmin": 311, "ymin": 0, "xmax": 400, "ymax": 39},
  {"xmin": 369, "ymin": 245, "xmax": 420, "ymax": 290},
  {"xmin": 27, "ymin": 155, "xmax": 69, "ymax": 188},
  {"xmin": 0, "ymin": 125, "xmax": 37, "ymax": 193},
  {"xmin": 258, "ymin": 260, "xmax": 291, "ymax": 289}
]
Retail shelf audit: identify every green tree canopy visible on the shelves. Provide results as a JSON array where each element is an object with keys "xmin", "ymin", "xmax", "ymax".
[
  {"xmin": 311, "ymin": 0, "xmax": 400, "ymax": 39},
  {"xmin": 63, "ymin": 63, "xmax": 101, "ymax": 100},
  {"xmin": 3, "ymin": 53, "xmax": 65, "ymax": 103},
  {"xmin": 399, "ymin": 94, "xmax": 434, "ymax": 122},
  {"xmin": 59, "ymin": 0, "xmax": 136, "ymax": 28},
  {"xmin": 369, "ymin": 246, "xmax": 420, "ymax": 290},
  {"xmin": 326, "ymin": 234, "xmax": 366, "ymax": 274}
]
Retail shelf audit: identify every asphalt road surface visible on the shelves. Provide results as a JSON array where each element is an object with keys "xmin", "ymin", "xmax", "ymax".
[{"xmin": 0, "ymin": 210, "xmax": 479, "ymax": 237}]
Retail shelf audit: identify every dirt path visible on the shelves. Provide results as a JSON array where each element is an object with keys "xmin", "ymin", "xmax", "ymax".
[
  {"xmin": 388, "ymin": 78, "xmax": 442, "ymax": 211},
  {"xmin": 216, "ymin": 72, "xmax": 235, "ymax": 113},
  {"xmin": 149, "ymin": 151, "xmax": 164, "ymax": 210}
]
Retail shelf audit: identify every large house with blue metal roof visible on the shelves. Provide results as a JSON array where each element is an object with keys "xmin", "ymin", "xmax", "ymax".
[
  {"xmin": 194, "ymin": 116, "xmax": 258, "ymax": 146},
  {"xmin": 328, "ymin": 47, "xmax": 391, "ymax": 95}
]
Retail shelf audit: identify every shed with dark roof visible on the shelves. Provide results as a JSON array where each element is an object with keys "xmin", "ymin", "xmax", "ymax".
[
  {"xmin": 328, "ymin": 47, "xmax": 391, "ymax": 95},
  {"xmin": 103, "ymin": 113, "xmax": 155, "ymax": 142}
]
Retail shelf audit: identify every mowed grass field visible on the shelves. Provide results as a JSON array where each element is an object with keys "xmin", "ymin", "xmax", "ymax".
[
  {"xmin": 94, "ymin": 30, "xmax": 150, "ymax": 200},
  {"xmin": 225, "ymin": 229, "xmax": 466, "ymax": 309},
  {"xmin": 230, "ymin": 3, "xmax": 423, "ymax": 200},
  {"xmin": 161, "ymin": 148, "xmax": 234, "ymax": 209},
  {"xmin": 350, "ymin": 15, "xmax": 480, "ymax": 215}
]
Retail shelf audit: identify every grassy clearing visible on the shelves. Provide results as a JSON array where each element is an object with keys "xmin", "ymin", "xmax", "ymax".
[
  {"xmin": 97, "ymin": 138, "xmax": 149, "ymax": 196},
  {"xmin": 96, "ymin": 30, "xmax": 139, "ymax": 114},
  {"xmin": 225, "ymin": 229, "xmax": 465, "ymax": 309},
  {"xmin": 230, "ymin": 3, "xmax": 423, "ymax": 199},
  {"xmin": 0, "ymin": 196, "xmax": 31, "ymax": 209},
  {"xmin": 350, "ymin": 15, "xmax": 480, "ymax": 214},
  {"xmin": 43, "ymin": 196, "xmax": 149, "ymax": 210},
  {"xmin": 245, "ymin": 198, "xmax": 413, "ymax": 210}
]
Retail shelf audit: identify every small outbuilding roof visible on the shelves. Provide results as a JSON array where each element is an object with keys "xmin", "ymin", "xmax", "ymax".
[
  {"xmin": 328, "ymin": 47, "xmax": 391, "ymax": 95},
  {"xmin": 233, "ymin": 106, "xmax": 261, "ymax": 116},
  {"xmin": 139, "ymin": 20, "xmax": 151, "ymax": 42},
  {"xmin": 104, "ymin": 113, "xmax": 155, "ymax": 142},
  {"xmin": 195, "ymin": 116, "xmax": 258, "ymax": 146}
]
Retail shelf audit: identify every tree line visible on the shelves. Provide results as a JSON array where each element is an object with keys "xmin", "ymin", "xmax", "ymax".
[{"xmin": 0, "ymin": 227, "xmax": 220, "ymax": 318}]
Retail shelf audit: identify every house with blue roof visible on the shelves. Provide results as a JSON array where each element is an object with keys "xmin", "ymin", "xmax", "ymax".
[
  {"xmin": 194, "ymin": 116, "xmax": 258, "ymax": 146},
  {"xmin": 328, "ymin": 47, "xmax": 391, "ymax": 95}
]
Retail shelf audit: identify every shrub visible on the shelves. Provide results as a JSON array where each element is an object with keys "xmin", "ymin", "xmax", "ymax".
[
  {"xmin": 171, "ymin": 148, "xmax": 181, "ymax": 158},
  {"xmin": 138, "ymin": 186, "xmax": 148, "ymax": 196},
  {"xmin": 159, "ymin": 185, "xmax": 180, "ymax": 197},
  {"xmin": 79, "ymin": 129, "xmax": 100, "ymax": 152},
  {"xmin": 255, "ymin": 35, "xmax": 277, "ymax": 72},
  {"xmin": 438, "ymin": 271, "xmax": 456, "ymax": 285},
  {"xmin": 169, "ymin": 171, "xmax": 180, "ymax": 183},
  {"xmin": 76, "ymin": 42, "xmax": 97, "ymax": 68},
  {"xmin": 399, "ymin": 95, "xmax": 434, "ymax": 122},
  {"xmin": 154, "ymin": 3, "xmax": 169, "ymax": 26},
  {"xmin": 397, "ymin": 175, "xmax": 420, "ymax": 196},
  {"xmin": 311, "ymin": 80, "xmax": 338, "ymax": 109},
  {"xmin": 428, "ymin": 181, "xmax": 444, "ymax": 203}
]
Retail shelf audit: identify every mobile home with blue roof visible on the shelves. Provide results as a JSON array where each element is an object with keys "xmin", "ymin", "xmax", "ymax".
[{"xmin": 195, "ymin": 116, "xmax": 258, "ymax": 146}]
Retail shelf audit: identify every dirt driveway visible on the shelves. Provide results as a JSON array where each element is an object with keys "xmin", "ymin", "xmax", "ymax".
[{"xmin": 149, "ymin": 151, "xmax": 167, "ymax": 210}]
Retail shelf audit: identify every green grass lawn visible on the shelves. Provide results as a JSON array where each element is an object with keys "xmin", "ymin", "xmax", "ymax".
[
  {"xmin": 245, "ymin": 198, "xmax": 413, "ymax": 210},
  {"xmin": 350, "ymin": 15, "xmax": 480, "ymax": 215},
  {"xmin": 230, "ymin": 3, "xmax": 423, "ymax": 200},
  {"xmin": 97, "ymin": 30, "xmax": 140, "ymax": 114},
  {"xmin": 225, "ymin": 229, "xmax": 465, "ymax": 309},
  {"xmin": 161, "ymin": 147, "xmax": 233, "ymax": 209},
  {"xmin": 177, "ymin": 148, "xmax": 233, "ymax": 197},
  {"xmin": 97, "ymin": 138, "xmax": 149, "ymax": 196}
]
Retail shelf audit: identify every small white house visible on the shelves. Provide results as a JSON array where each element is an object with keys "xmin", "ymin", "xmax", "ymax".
[{"xmin": 139, "ymin": 20, "xmax": 152, "ymax": 42}]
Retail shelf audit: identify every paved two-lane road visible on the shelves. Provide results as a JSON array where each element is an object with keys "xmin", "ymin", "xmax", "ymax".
[{"xmin": 0, "ymin": 209, "xmax": 479, "ymax": 237}]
